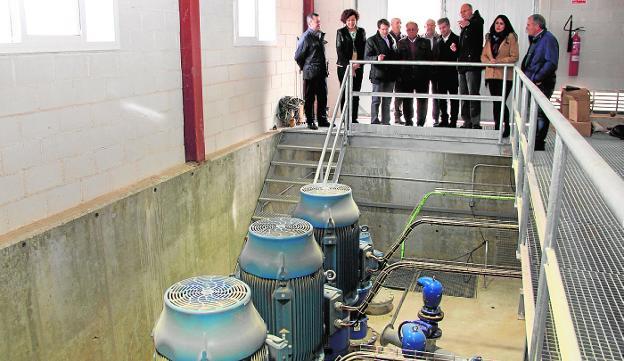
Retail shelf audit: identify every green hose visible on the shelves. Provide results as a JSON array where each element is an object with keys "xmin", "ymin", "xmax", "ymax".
[{"xmin": 399, "ymin": 190, "xmax": 515, "ymax": 259}]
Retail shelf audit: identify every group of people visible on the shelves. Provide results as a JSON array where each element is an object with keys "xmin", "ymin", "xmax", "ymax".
[{"xmin": 295, "ymin": 3, "xmax": 559, "ymax": 150}]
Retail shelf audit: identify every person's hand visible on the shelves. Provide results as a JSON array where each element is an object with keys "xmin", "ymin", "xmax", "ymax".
[
  {"xmin": 458, "ymin": 19, "xmax": 470, "ymax": 28},
  {"xmin": 490, "ymin": 59, "xmax": 497, "ymax": 64},
  {"xmin": 450, "ymin": 43, "xmax": 457, "ymax": 52},
  {"xmin": 353, "ymin": 63, "xmax": 361, "ymax": 70},
  {"xmin": 378, "ymin": 54, "xmax": 386, "ymax": 61}
]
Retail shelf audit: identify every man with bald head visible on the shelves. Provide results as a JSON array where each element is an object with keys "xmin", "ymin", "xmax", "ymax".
[
  {"xmin": 457, "ymin": 3, "xmax": 484, "ymax": 129},
  {"xmin": 422, "ymin": 19, "xmax": 441, "ymax": 126},
  {"xmin": 397, "ymin": 21, "xmax": 433, "ymax": 126}
]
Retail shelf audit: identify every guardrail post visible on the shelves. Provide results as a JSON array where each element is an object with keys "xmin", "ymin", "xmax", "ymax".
[
  {"xmin": 498, "ymin": 66, "xmax": 509, "ymax": 144},
  {"xmin": 528, "ymin": 135, "xmax": 568, "ymax": 361},
  {"xmin": 348, "ymin": 64, "xmax": 353, "ymax": 135},
  {"xmin": 526, "ymin": 97, "xmax": 538, "ymax": 163}
]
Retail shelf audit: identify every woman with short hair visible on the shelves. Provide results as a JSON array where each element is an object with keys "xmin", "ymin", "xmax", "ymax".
[
  {"xmin": 481, "ymin": 15, "xmax": 519, "ymax": 137},
  {"xmin": 336, "ymin": 9, "xmax": 366, "ymax": 123}
]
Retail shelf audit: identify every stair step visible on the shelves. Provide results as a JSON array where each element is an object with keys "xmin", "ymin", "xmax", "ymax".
[
  {"xmin": 266, "ymin": 177, "xmax": 313, "ymax": 185},
  {"xmin": 258, "ymin": 193, "xmax": 300, "ymax": 204},
  {"xmin": 271, "ymin": 160, "xmax": 337, "ymax": 168},
  {"xmin": 251, "ymin": 211, "xmax": 292, "ymax": 221},
  {"xmin": 277, "ymin": 144, "xmax": 340, "ymax": 152}
]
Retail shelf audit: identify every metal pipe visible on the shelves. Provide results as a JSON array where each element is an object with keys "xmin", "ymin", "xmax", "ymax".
[
  {"xmin": 324, "ymin": 105, "xmax": 346, "ymax": 183},
  {"xmin": 342, "ymin": 259, "xmax": 521, "ymax": 315},
  {"xmin": 341, "ymin": 172, "xmax": 513, "ymax": 189},
  {"xmin": 384, "ymin": 216, "xmax": 519, "ymax": 263}
]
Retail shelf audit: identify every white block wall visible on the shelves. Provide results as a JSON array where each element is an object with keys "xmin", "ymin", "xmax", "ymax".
[
  {"xmin": 540, "ymin": 0, "xmax": 624, "ymax": 90},
  {"xmin": 200, "ymin": 0, "xmax": 302, "ymax": 153},
  {"xmin": 0, "ymin": 0, "xmax": 186, "ymax": 235}
]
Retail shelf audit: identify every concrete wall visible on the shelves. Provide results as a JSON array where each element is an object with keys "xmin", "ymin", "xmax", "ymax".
[
  {"xmin": 0, "ymin": 133, "xmax": 278, "ymax": 361},
  {"xmin": 539, "ymin": 0, "xmax": 624, "ymax": 90},
  {"xmin": 200, "ymin": 0, "xmax": 302, "ymax": 153},
  {"xmin": 0, "ymin": 0, "xmax": 185, "ymax": 236},
  {"xmin": 341, "ymin": 146, "xmax": 516, "ymax": 262}
]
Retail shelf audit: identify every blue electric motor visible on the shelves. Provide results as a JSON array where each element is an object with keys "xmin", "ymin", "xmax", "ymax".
[{"xmin": 238, "ymin": 217, "xmax": 325, "ymax": 361}]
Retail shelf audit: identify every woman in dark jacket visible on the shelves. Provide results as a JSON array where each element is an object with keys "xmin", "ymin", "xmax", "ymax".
[{"xmin": 336, "ymin": 9, "xmax": 366, "ymax": 123}]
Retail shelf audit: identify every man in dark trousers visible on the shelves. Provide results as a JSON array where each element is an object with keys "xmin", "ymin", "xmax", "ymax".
[
  {"xmin": 397, "ymin": 21, "xmax": 433, "ymax": 126},
  {"xmin": 522, "ymin": 14, "xmax": 559, "ymax": 150},
  {"xmin": 457, "ymin": 3, "xmax": 484, "ymax": 129},
  {"xmin": 389, "ymin": 18, "xmax": 406, "ymax": 125},
  {"xmin": 433, "ymin": 17, "xmax": 460, "ymax": 127},
  {"xmin": 295, "ymin": 13, "xmax": 329, "ymax": 130},
  {"xmin": 365, "ymin": 18, "xmax": 399, "ymax": 125}
]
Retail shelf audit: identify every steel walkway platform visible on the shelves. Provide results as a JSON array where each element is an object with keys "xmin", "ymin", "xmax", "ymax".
[{"xmin": 525, "ymin": 131, "xmax": 624, "ymax": 360}]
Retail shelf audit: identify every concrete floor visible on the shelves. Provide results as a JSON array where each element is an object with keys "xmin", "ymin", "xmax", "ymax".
[{"xmin": 367, "ymin": 277, "xmax": 525, "ymax": 360}]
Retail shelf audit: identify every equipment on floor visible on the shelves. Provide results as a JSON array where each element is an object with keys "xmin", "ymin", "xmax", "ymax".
[
  {"xmin": 152, "ymin": 275, "xmax": 270, "ymax": 361},
  {"xmin": 238, "ymin": 217, "xmax": 325, "ymax": 361},
  {"xmin": 380, "ymin": 276, "xmax": 445, "ymax": 356},
  {"xmin": 293, "ymin": 183, "xmax": 361, "ymax": 305}
]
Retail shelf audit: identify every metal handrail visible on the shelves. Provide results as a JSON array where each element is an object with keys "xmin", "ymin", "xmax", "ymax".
[
  {"xmin": 313, "ymin": 64, "xmax": 350, "ymax": 184},
  {"xmin": 349, "ymin": 60, "xmax": 514, "ymax": 143},
  {"xmin": 514, "ymin": 69, "xmax": 624, "ymax": 226},
  {"xmin": 510, "ymin": 65, "xmax": 624, "ymax": 360}
]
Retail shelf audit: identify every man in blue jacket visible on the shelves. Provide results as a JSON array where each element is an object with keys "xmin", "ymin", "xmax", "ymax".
[{"xmin": 521, "ymin": 14, "xmax": 559, "ymax": 151}]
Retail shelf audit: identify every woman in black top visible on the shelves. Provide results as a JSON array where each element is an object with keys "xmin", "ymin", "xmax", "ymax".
[{"xmin": 336, "ymin": 9, "xmax": 366, "ymax": 123}]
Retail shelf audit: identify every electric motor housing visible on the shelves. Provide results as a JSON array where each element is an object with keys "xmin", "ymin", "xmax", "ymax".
[
  {"xmin": 152, "ymin": 275, "xmax": 268, "ymax": 361},
  {"xmin": 293, "ymin": 183, "xmax": 361, "ymax": 304},
  {"xmin": 238, "ymin": 217, "xmax": 325, "ymax": 361}
]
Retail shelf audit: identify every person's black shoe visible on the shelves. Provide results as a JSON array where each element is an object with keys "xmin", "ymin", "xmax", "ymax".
[
  {"xmin": 405, "ymin": 120, "xmax": 414, "ymax": 126},
  {"xmin": 352, "ymin": 119, "xmax": 359, "ymax": 124},
  {"xmin": 395, "ymin": 118, "xmax": 405, "ymax": 125},
  {"xmin": 433, "ymin": 120, "xmax": 440, "ymax": 127},
  {"xmin": 307, "ymin": 122, "xmax": 318, "ymax": 130},
  {"xmin": 318, "ymin": 121, "xmax": 331, "ymax": 127},
  {"xmin": 534, "ymin": 142, "xmax": 545, "ymax": 151},
  {"xmin": 472, "ymin": 124, "xmax": 482, "ymax": 129},
  {"xmin": 434, "ymin": 121, "xmax": 448, "ymax": 128},
  {"xmin": 502, "ymin": 128, "xmax": 510, "ymax": 138},
  {"xmin": 460, "ymin": 123, "xmax": 472, "ymax": 129},
  {"xmin": 449, "ymin": 122, "xmax": 457, "ymax": 128},
  {"xmin": 371, "ymin": 119, "xmax": 381, "ymax": 124},
  {"xmin": 381, "ymin": 121, "xmax": 390, "ymax": 125}
]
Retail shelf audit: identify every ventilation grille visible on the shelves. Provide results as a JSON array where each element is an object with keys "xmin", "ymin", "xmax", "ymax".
[
  {"xmin": 165, "ymin": 275, "xmax": 249, "ymax": 312},
  {"xmin": 250, "ymin": 217, "xmax": 312, "ymax": 237},
  {"xmin": 301, "ymin": 183, "xmax": 351, "ymax": 195}
]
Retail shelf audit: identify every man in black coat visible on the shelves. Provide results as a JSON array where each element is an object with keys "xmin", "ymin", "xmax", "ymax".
[
  {"xmin": 457, "ymin": 3, "xmax": 484, "ymax": 129},
  {"xmin": 397, "ymin": 22, "xmax": 433, "ymax": 126},
  {"xmin": 365, "ymin": 18, "xmax": 399, "ymax": 125},
  {"xmin": 433, "ymin": 17, "xmax": 460, "ymax": 127},
  {"xmin": 295, "ymin": 13, "xmax": 329, "ymax": 130}
]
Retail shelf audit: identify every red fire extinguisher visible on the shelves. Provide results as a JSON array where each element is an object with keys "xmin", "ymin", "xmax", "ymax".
[
  {"xmin": 569, "ymin": 31, "xmax": 581, "ymax": 76},
  {"xmin": 564, "ymin": 15, "xmax": 585, "ymax": 77}
]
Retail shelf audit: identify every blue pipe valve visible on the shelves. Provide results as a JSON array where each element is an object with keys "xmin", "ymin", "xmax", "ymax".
[{"xmin": 418, "ymin": 276, "xmax": 443, "ymax": 311}]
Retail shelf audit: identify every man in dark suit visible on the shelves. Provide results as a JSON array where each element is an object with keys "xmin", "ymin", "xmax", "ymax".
[
  {"xmin": 389, "ymin": 18, "xmax": 406, "ymax": 125},
  {"xmin": 365, "ymin": 18, "xmax": 399, "ymax": 125},
  {"xmin": 433, "ymin": 17, "xmax": 460, "ymax": 128},
  {"xmin": 522, "ymin": 14, "xmax": 559, "ymax": 150},
  {"xmin": 295, "ymin": 13, "xmax": 329, "ymax": 130},
  {"xmin": 397, "ymin": 21, "xmax": 433, "ymax": 126},
  {"xmin": 457, "ymin": 3, "xmax": 484, "ymax": 129}
]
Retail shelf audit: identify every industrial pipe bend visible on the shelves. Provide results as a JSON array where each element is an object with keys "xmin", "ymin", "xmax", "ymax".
[{"xmin": 383, "ymin": 216, "xmax": 519, "ymax": 263}]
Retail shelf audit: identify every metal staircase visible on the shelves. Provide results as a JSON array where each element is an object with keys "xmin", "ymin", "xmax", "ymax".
[
  {"xmin": 252, "ymin": 130, "xmax": 343, "ymax": 220},
  {"xmin": 252, "ymin": 70, "xmax": 352, "ymax": 221}
]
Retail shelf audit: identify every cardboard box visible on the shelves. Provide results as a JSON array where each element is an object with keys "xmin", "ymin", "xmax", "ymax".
[
  {"xmin": 559, "ymin": 94, "xmax": 573, "ymax": 118},
  {"xmin": 568, "ymin": 119, "xmax": 592, "ymax": 137},
  {"xmin": 569, "ymin": 98, "xmax": 590, "ymax": 122}
]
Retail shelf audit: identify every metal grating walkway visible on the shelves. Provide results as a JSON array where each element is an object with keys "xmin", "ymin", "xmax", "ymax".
[{"xmin": 528, "ymin": 131, "xmax": 624, "ymax": 360}]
